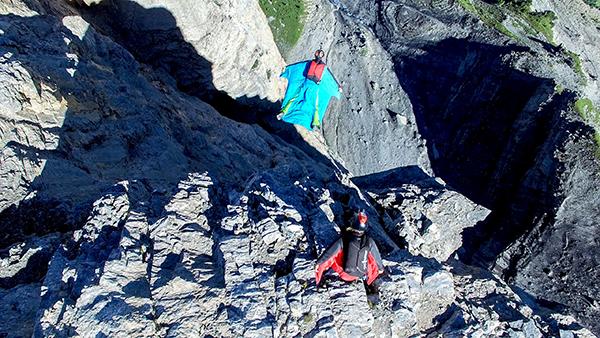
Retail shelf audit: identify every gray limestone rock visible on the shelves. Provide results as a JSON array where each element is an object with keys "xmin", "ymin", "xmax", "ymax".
[
  {"xmin": 0, "ymin": 233, "xmax": 62, "ymax": 288},
  {"xmin": 0, "ymin": 0, "xmax": 598, "ymax": 337},
  {"xmin": 354, "ymin": 167, "xmax": 490, "ymax": 262},
  {"xmin": 74, "ymin": 0, "xmax": 286, "ymax": 104},
  {"xmin": 290, "ymin": 0, "xmax": 600, "ymax": 333},
  {"xmin": 372, "ymin": 252, "xmax": 455, "ymax": 337},
  {"xmin": 494, "ymin": 116, "xmax": 600, "ymax": 334},
  {"xmin": 531, "ymin": 0, "xmax": 600, "ymax": 102},
  {"xmin": 0, "ymin": 283, "xmax": 42, "ymax": 338},
  {"xmin": 439, "ymin": 260, "xmax": 595, "ymax": 338}
]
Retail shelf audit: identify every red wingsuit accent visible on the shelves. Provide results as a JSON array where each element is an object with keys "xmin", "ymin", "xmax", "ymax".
[
  {"xmin": 307, "ymin": 60, "xmax": 326, "ymax": 83},
  {"xmin": 315, "ymin": 248, "xmax": 357, "ymax": 285},
  {"xmin": 366, "ymin": 252, "xmax": 381, "ymax": 285},
  {"xmin": 315, "ymin": 247, "xmax": 382, "ymax": 285}
]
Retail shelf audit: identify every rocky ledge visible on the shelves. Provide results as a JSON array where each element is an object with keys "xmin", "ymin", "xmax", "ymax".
[{"xmin": 0, "ymin": 0, "xmax": 598, "ymax": 337}]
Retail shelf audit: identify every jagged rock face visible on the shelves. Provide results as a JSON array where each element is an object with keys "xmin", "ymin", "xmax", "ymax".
[
  {"xmin": 0, "ymin": 234, "xmax": 61, "ymax": 288},
  {"xmin": 353, "ymin": 167, "xmax": 491, "ymax": 262},
  {"xmin": 289, "ymin": 0, "xmax": 600, "ymax": 333},
  {"xmin": 494, "ymin": 120, "xmax": 600, "ymax": 333},
  {"xmin": 74, "ymin": 0, "xmax": 285, "ymax": 110},
  {"xmin": 0, "ymin": 8, "xmax": 316, "ymax": 247},
  {"xmin": 532, "ymin": 0, "xmax": 600, "ymax": 100},
  {"xmin": 441, "ymin": 260, "xmax": 594, "ymax": 338},
  {"xmin": 0, "ymin": 0, "xmax": 598, "ymax": 337},
  {"xmin": 34, "ymin": 175, "xmax": 222, "ymax": 337},
  {"xmin": 0, "ymin": 283, "xmax": 42, "ymax": 337},
  {"xmin": 358, "ymin": 0, "xmax": 559, "ymax": 208},
  {"xmin": 20, "ymin": 168, "xmax": 593, "ymax": 337}
]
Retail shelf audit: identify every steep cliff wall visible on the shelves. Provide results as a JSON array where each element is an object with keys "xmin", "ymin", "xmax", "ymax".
[
  {"xmin": 0, "ymin": 0, "xmax": 598, "ymax": 337},
  {"xmin": 286, "ymin": 0, "xmax": 432, "ymax": 177},
  {"xmin": 286, "ymin": 0, "xmax": 600, "ymax": 333}
]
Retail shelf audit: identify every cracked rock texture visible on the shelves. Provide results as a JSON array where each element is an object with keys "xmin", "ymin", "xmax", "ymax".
[
  {"xmin": 18, "ymin": 169, "xmax": 596, "ymax": 337},
  {"xmin": 353, "ymin": 167, "xmax": 491, "ymax": 262},
  {"xmin": 291, "ymin": 0, "xmax": 600, "ymax": 333},
  {"xmin": 0, "ymin": 0, "xmax": 598, "ymax": 337}
]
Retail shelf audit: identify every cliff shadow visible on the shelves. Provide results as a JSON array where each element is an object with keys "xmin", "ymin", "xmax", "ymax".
[
  {"xmin": 0, "ymin": 4, "xmax": 340, "ymax": 335},
  {"xmin": 0, "ymin": 0, "xmax": 334, "ymax": 245},
  {"xmin": 74, "ymin": 0, "xmax": 332, "ymax": 167},
  {"xmin": 0, "ymin": 2, "xmax": 338, "ymax": 312},
  {"xmin": 351, "ymin": 165, "xmax": 441, "ymax": 191},
  {"xmin": 392, "ymin": 38, "xmax": 571, "ymax": 264},
  {"xmin": 394, "ymin": 38, "xmax": 556, "ymax": 208}
]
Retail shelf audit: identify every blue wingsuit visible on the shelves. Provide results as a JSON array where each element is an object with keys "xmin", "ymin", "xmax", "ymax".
[{"xmin": 280, "ymin": 61, "xmax": 341, "ymax": 131}]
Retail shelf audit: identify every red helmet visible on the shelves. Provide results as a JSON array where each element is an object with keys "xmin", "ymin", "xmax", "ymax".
[
  {"xmin": 358, "ymin": 211, "xmax": 368, "ymax": 225},
  {"xmin": 350, "ymin": 211, "xmax": 368, "ymax": 234}
]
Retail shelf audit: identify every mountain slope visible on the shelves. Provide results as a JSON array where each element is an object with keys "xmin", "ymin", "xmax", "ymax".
[{"xmin": 0, "ymin": 0, "xmax": 597, "ymax": 337}]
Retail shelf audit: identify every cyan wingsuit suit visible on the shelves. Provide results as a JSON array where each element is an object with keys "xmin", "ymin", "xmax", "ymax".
[{"xmin": 280, "ymin": 61, "xmax": 341, "ymax": 131}]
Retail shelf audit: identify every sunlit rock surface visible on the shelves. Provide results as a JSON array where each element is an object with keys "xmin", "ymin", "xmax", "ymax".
[{"xmin": 0, "ymin": 0, "xmax": 598, "ymax": 337}]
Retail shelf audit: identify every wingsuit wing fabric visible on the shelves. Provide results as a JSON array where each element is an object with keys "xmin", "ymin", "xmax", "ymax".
[
  {"xmin": 280, "ymin": 61, "xmax": 341, "ymax": 131},
  {"xmin": 315, "ymin": 235, "xmax": 383, "ymax": 285}
]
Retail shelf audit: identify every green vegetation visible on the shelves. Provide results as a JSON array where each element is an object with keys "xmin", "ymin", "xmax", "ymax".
[
  {"xmin": 458, "ymin": 0, "xmax": 556, "ymax": 43},
  {"xmin": 502, "ymin": 0, "xmax": 556, "ymax": 42},
  {"xmin": 575, "ymin": 98, "xmax": 600, "ymax": 124},
  {"xmin": 458, "ymin": 0, "xmax": 477, "ymax": 14},
  {"xmin": 575, "ymin": 98, "xmax": 600, "ymax": 156},
  {"xmin": 523, "ymin": 10, "xmax": 556, "ymax": 42},
  {"xmin": 554, "ymin": 84, "xmax": 564, "ymax": 94},
  {"xmin": 583, "ymin": 0, "xmax": 600, "ymax": 9},
  {"xmin": 259, "ymin": 0, "xmax": 306, "ymax": 53},
  {"xmin": 566, "ymin": 50, "xmax": 586, "ymax": 84},
  {"xmin": 498, "ymin": 0, "xmax": 531, "ymax": 13},
  {"xmin": 457, "ymin": 0, "xmax": 518, "ymax": 39},
  {"xmin": 302, "ymin": 313, "xmax": 314, "ymax": 324}
]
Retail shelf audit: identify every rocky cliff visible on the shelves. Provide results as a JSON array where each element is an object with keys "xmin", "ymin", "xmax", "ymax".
[
  {"xmin": 0, "ymin": 0, "xmax": 598, "ymax": 337},
  {"xmin": 294, "ymin": 0, "xmax": 600, "ymax": 333}
]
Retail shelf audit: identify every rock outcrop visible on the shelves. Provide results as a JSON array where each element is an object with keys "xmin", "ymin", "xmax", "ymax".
[
  {"xmin": 78, "ymin": 0, "xmax": 285, "ymax": 103},
  {"xmin": 353, "ymin": 167, "xmax": 491, "ymax": 262},
  {"xmin": 493, "ymin": 116, "xmax": 600, "ymax": 332},
  {"xmin": 15, "ymin": 169, "xmax": 595, "ymax": 337},
  {"xmin": 288, "ymin": 0, "xmax": 600, "ymax": 332},
  {"xmin": 65, "ymin": 0, "xmax": 286, "ymax": 126},
  {"xmin": 0, "ymin": 0, "xmax": 598, "ymax": 337}
]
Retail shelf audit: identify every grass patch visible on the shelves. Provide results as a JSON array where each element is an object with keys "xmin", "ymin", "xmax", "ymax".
[
  {"xmin": 302, "ymin": 312, "xmax": 314, "ymax": 324},
  {"xmin": 575, "ymin": 98, "xmax": 600, "ymax": 156},
  {"xmin": 457, "ymin": 0, "xmax": 518, "ymax": 39},
  {"xmin": 460, "ymin": 0, "xmax": 556, "ymax": 43},
  {"xmin": 554, "ymin": 83, "xmax": 564, "ymax": 94},
  {"xmin": 575, "ymin": 98, "xmax": 600, "ymax": 124},
  {"xmin": 458, "ymin": 0, "xmax": 477, "ymax": 13},
  {"xmin": 522, "ymin": 10, "xmax": 556, "ymax": 42},
  {"xmin": 503, "ymin": 0, "xmax": 556, "ymax": 42},
  {"xmin": 584, "ymin": 0, "xmax": 600, "ymax": 9},
  {"xmin": 259, "ymin": 0, "xmax": 306, "ymax": 53},
  {"xmin": 566, "ymin": 50, "xmax": 586, "ymax": 84}
]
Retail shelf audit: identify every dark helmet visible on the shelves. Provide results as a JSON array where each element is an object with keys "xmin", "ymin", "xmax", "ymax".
[
  {"xmin": 314, "ymin": 49, "xmax": 325, "ymax": 60},
  {"xmin": 350, "ymin": 211, "xmax": 368, "ymax": 234}
]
